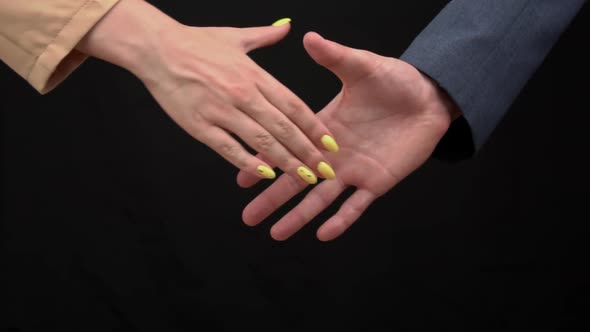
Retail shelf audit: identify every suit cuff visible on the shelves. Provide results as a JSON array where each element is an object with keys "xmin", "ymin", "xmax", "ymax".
[{"xmin": 401, "ymin": 58, "xmax": 476, "ymax": 161}]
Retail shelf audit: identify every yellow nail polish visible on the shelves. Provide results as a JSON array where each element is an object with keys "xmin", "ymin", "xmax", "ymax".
[
  {"xmin": 257, "ymin": 165, "xmax": 276, "ymax": 179},
  {"xmin": 321, "ymin": 135, "xmax": 339, "ymax": 153},
  {"xmin": 317, "ymin": 162, "xmax": 336, "ymax": 180},
  {"xmin": 272, "ymin": 18, "xmax": 291, "ymax": 27},
  {"xmin": 297, "ymin": 166, "xmax": 317, "ymax": 185}
]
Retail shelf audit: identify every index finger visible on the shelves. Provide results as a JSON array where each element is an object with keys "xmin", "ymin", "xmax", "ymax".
[
  {"xmin": 255, "ymin": 68, "xmax": 340, "ymax": 154},
  {"xmin": 242, "ymin": 172, "xmax": 308, "ymax": 227}
]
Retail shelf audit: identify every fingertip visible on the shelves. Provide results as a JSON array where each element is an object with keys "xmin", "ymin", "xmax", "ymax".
[
  {"xmin": 242, "ymin": 206, "xmax": 258, "ymax": 227},
  {"xmin": 320, "ymin": 134, "xmax": 340, "ymax": 153},
  {"xmin": 237, "ymin": 171, "xmax": 261, "ymax": 188},
  {"xmin": 236, "ymin": 176, "xmax": 250, "ymax": 188},
  {"xmin": 269, "ymin": 18, "xmax": 292, "ymax": 39},
  {"xmin": 271, "ymin": 17, "xmax": 292, "ymax": 27},
  {"xmin": 237, "ymin": 180, "xmax": 253, "ymax": 189},
  {"xmin": 316, "ymin": 217, "xmax": 348, "ymax": 241},
  {"xmin": 270, "ymin": 225, "xmax": 290, "ymax": 241},
  {"xmin": 303, "ymin": 31, "xmax": 323, "ymax": 50},
  {"xmin": 316, "ymin": 227, "xmax": 338, "ymax": 242},
  {"xmin": 241, "ymin": 22, "xmax": 292, "ymax": 52},
  {"xmin": 237, "ymin": 180, "xmax": 252, "ymax": 189},
  {"xmin": 303, "ymin": 31, "xmax": 323, "ymax": 42},
  {"xmin": 271, "ymin": 20, "xmax": 291, "ymax": 36},
  {"xmin": 303, "ymin": 31, "xmax": 342, "ymax": 70}
]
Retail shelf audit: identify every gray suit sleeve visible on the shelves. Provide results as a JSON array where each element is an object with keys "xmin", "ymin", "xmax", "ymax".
[{"xmin": 400, "ymin": 0, "xmax": 585, "ymax": 157}]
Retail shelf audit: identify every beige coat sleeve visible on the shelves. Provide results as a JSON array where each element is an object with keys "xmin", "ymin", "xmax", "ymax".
[{"xmin": 0, "ymin": 0, "xmax": 120, "ymax": 94}]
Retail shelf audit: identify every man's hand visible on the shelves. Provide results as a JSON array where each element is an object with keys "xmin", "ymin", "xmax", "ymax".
[
  {"xmin": 237, "ymin": 32, "xmax": 460, "ymax": 241},
  {"xmin": 76, "ymin": 0, "xmax": 338, "ymax": 184}
]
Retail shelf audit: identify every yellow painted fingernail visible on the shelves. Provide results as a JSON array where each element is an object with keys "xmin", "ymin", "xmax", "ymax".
[
  {"xmin": 297, "ymin": 166, "xmax": 317, "ymax": 185},
  {"xmin": 257, "ymin": 165, "xmax": 276, "ymax": 179},
  {"xmin": 272, "ymin": 18, "xmax": 291, "ymax": 27},
  {"xmin": 321, "ymin": 135, "xmax": 339, "ymax": 153},
  {"xmin": 317, "ymin": 162, "xmax": 336, "ymax": 180}
]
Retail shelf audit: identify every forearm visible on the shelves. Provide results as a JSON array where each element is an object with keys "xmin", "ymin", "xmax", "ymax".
[{"xmin": 401, "ymin": 0, "xmax": 585, "ymax": 155}]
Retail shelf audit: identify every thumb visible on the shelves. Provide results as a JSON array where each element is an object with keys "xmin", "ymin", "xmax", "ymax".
[
  {"xmin": 239, "ymin": 18, "xmax": 291, "ymax": 53},
  {"xmin": 303, "ymin": 31, "xmax": 379, "ymax": 84}
]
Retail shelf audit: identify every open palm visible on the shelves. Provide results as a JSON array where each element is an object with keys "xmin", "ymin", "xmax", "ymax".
[{"xmin": 237, "ymin": 32, "xmax": 457, "ymax": 241}]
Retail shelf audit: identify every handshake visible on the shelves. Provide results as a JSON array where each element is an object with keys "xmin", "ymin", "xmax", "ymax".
[{"xmin": 77, "ymin": 0, "xmax": 460, "ymax": 241}]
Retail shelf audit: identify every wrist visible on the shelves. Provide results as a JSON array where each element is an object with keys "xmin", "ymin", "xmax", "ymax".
[
  {"xmin": 420, "ymin": 71, "xmax": 462, "ymax": 122},
  {"xmin": 76, "ymin": 0, "xmax": 179, "ymax": 78}
]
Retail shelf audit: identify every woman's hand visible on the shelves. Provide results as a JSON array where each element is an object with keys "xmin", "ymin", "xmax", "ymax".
[{"xmin": 77, "ymin": 0, "xmax": 338, "ymax": 183}]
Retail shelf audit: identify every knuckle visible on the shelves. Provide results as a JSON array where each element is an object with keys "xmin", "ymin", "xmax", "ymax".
[
  {"xmin": 217, "ymin": 142, "xmax": 242, "ymax": 162},
  {"xmin": 275, "ymin": 119, "xmax": 294, "ymax": 140},
  {"xmin": 309, "ymin": 189, "xmax": 331, "ymax": 207},
  {"xmin": 303, "ymin": 149, "xmax": 321, "ymax": 163},
  {"xmin": 276, "ymin": 155, "xmax": 291, "ymax": 169},
  {"xmin": 228, "ymin": 82, "xmax": 256, "ymax": 106},
  {"xmin": 190, "ymin": 98, "xmax": 227, "ymax": 122},
  {"xmin": 291, "ymin": 145, "xmax": 315, "ymax": 163},
  {"xmin": 267, "ymin": 152, "xmax": 290, "ymax": 170},
  {"xmin": 244, "ymin": 66, "xmax": 261, "ymax": 79},
  {"xmin": 212, "ymin": 107, "xmax": 234, "ymax": 122},
  {"xmin": 254, "ymin": 132, "xmax": 275, "ymax": 152},
  {"xmin": 247, "ymin": 103, "xmax": 267, "ymax": 118},
  {"xmin": 282, "ymin": 99, "xmax": 302, "ymax": 117},
  {"xmin": 188, "ymin": 109, "xmax": 208, "ymax": 128}
]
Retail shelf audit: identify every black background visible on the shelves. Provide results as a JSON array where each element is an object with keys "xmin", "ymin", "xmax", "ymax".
[{"xmin": 1, "ymin": 1, "xmax": 588, "ymax": 331}]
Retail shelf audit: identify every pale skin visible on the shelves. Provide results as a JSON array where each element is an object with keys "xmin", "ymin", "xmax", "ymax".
[
  {"xmin": 76, "ymin": 0, "xmax": 338, "ymax": 184},
  {"xmin": 238, "ymin": 32, "xmax": 461, "ymax": 241}
]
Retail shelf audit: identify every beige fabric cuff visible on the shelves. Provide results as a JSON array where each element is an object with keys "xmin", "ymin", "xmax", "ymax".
[{"xmin": 31, "ymin": 0, "xmax": 120, "ymax": 94}]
